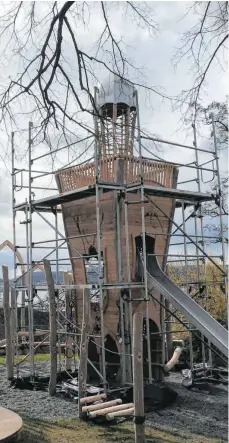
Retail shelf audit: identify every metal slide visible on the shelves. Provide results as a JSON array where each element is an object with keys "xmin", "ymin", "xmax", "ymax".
[{"xmin": 140, "ymin": 254, "xmax": 228, "ymax": 357}]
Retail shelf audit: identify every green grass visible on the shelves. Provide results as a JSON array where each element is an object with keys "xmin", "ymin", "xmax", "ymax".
[
  {"xmin": 19, "ymin": 417, "xmax": 226, "ymax": 443},
  {"xmin": 0, "ymin": 353, "xmax": 51, "ymax": 365}
]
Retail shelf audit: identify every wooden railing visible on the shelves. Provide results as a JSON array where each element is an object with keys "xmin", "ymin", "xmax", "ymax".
[{"xmin": 57, "ymin": 156, "xmax": 176, "ymax": 192}]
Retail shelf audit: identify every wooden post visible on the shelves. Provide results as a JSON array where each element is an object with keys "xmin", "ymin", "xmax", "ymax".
[
  {"xmin": 132, "ymin": 312, "xmax": 145, "ymax": 443},
  {"xmin": 2, "ymin": 265, "xmax": 13, "ymax": 379},
  {"xmin": 64, "ymin": 272, "xmax": 73, "ymax": 372},
  {"xmin": 11, "ymin": 287, "xmax": 17, "ymax": 360},
  {"xmin": 78, "ymin": 289, "xmax": 90, "ymax": 418},
  {"xmin": 43, "ymin": 259, "xmax": 57, "ymax": 396},
  {"xmin": 65, "ymin": 290, "xmax": 73, "ymax": 371}
]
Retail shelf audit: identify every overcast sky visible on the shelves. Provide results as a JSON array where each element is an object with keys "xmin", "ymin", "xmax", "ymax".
[{"xmin": 0, "ymin": 1, "xmax": 228, "ymax": 277}]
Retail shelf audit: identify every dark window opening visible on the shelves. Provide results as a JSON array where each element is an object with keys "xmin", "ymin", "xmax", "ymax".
[{"xmin": 84, "ymin": 246, "xmax": 104, "ymax": 304}]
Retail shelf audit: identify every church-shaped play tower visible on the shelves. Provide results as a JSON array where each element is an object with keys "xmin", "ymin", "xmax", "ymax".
[{"xmin": 56, "ymin": 76, "xmax": 178, "ymax": 382}]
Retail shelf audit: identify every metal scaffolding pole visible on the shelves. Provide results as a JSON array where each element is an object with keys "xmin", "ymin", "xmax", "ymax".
[
  {"xmin": 181, "ymin": 201, "xmax": 193, "ymax": 370},
  {"xmin": 55, "ymin": 210, "xmax": 62, "ymax": 373},
  {"xmin": 116, "ymin": 192, "xmax": 126, "ymax": 385},
  {"xmin": 193, "ymin": 208, "xmax": 206, "ymax": 374},
  {"xmin": 135, "ymin": 89, "xmax": 152, "ymax": 383},
  {"xmin": 124, "ymin": 199, "xmax": 133, "ymax": 383},
  {"xmin": 211, "ymin": 114, "xmax": 227, "ymax": 301},
  {"xmin": 28, "ymin": 122, "xmax": 35, "ymax": 378},
  {"xmin": 193, "ymin": 123, "xmax": 212, "ymax": 369},
  {"xmin": 94, "ymin": 86, "xmax": 106, "ymax": 391},
  {"xmin": 11, "ymin": 131, "xmax": 19, "ymax": 373}
]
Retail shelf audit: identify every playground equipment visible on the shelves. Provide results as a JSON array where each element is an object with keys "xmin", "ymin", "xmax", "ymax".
[{"xmin": 1, "ymin": 75, "xmax": 227, "ymax": 401}]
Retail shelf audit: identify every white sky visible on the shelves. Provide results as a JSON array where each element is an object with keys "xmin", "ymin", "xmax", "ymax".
[{"xmin": 0, "ymin": 1, "xmax": 228, "ymax": 277}]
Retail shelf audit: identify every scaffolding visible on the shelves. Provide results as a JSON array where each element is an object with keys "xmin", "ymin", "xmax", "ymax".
[{"xmin": 7, "ymin": 88, "xmax": 228, "ymax": 393}]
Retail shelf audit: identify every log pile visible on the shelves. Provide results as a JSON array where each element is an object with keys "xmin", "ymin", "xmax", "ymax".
[{"xmin": 79, "ymin": 394, "xmax": 134, "ymax": 421}]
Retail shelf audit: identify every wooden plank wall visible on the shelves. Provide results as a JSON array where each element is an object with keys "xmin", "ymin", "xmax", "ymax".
[{"xmin": 56, "ymin": 157, "xmax": 177, "ymax": 358}]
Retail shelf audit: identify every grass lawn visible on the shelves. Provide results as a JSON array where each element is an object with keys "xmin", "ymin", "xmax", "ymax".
[
  {"xmin": 19, "ymin": 417, "xmax": 225, "ymax": 443},
  {"xmin": 0, "ymin": 353, "xmax": 51, "ymax": 365}
]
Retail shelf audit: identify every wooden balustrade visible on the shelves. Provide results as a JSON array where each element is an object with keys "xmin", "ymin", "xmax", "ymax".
[{"xmin": 57, "ymin": 156, "xmax": 176, "ymax": 192}]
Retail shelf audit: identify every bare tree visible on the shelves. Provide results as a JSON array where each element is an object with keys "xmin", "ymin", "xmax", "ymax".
[
  {"xmin": 198, "ymin": 98, "xmax": 228, "ymax": 244},
  {"xmin": 194, "ymin": 98, "xmax": 228, "ymax": 149},
  {"xmin": 174, "ymin": 1, "xmax": 228, "ymax": 122},
  {"xmin": 0, "ymin": 1, "xmax": 165, "ymax": 153}
]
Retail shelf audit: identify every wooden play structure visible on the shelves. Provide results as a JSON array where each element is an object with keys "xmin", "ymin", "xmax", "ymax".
[{"xmin": 1, "ymin": 75, "xmax": 227, "ymax": 438}]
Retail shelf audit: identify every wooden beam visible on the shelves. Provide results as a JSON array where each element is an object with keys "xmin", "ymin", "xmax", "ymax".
[
  {"xmin": 78, "ymin": 289, "xmax": 90, "ymax": 418},
  {"xmin": 2, "ymin": 265, "xmax": 13, "ymax": 379},
  {"xmin": 88, "ymin": 403, "xmax": 134, "ymax": 418},
  {"xmin": 10, "ymin": 286, "xmax": 17, "ymax": 359},
  {"xmin": 106, "ymin": 407, "xmax": 134, "ymax": 420},
  {"xmin": 80, "ymin": 393, "xmax": 106, "ymax": 405},
  {"xmin": 133, "ymin": 312, "xmax": 145, "ymax": 443},
  {"xmin": 65, "ymin": 285, "xmax": 73, "ymax": 371},
  {"xmin": 82, "ymin": 399, "xmax": 122, "ymax": 413},
  {"xmin": 43, "ymin": 259, "xmax": 57, "ymax": 396}
]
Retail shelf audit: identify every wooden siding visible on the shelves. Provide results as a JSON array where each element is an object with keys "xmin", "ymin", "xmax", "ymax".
[{"xmin": 56, "ymin": 157, "xmax": 177, "ymax": 346}]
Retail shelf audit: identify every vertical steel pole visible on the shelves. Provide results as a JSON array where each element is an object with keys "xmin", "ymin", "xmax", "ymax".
[
  {"xmin": 211, "ymin": 115, "xmax": 227, "ymax": 300},
  {"xmin": 2, "ymin": 265, "xmax": 13, "ymax": 380},
  {"xmin": 116, "ymin": 193, "xmax": 126, "ymax": 385},
  {"xmin": 11, "ymin": 132, "xmax": 16, "ymax": 285},
  {"xmin": 55, "ymin": 210, "xmax": 61, "ymax": 373},
  {"xmin": 193, "ymin": 123, "xmax": 212, "ymax": 368},
  {"xmin": 124, "ymin": 199, "xmax": 133, "ymax": 382},
  {"xmin": 135, "ymin": 90, "xmax": 152, "ymax": 382},
  {"xmin": 28, "ymin": 122, "xmax": 35, "ymax": 378},
  {"xmin": 181, "ymin": 201, "xmax": 193, "ymax": 371},
  {"xmin": 193, "ymin": 211, "xmax": 206, "ymax": 374},
  {"xmin": 11, "ymin": 131, "xmax": 19, "ymax": 372},
  {"xmin": 94, "ymin": 87, "xmax": 106, "ymax": 391}
]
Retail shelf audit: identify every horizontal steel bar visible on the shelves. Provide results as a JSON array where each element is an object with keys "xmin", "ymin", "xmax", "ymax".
[
  {"xmin": 150, "ymin": 329, "xmax": 197, "ymax": 335},
  {"xmin": 33, "ymin": 233, "xmax": 96, "ymax": 245},
  {"xmin": 127, "ymin": 200, "xmax": 149, "ymax": 205},
  {"xmin": 167, "ymin": 259, "xmax": 201, "ymax": 263},
  {"xmin": 177, "ymin": 179, "xmax": 197, "ymax": 185},
  {"xmin": 14, "ymin": 283, "xmax": 145, "ymax": 290},
  {"xmin": 141, "ymin": 156, "xmax": 216, "ymax": 172},
  {"xmin": 128, "ymin": 183, "xmax": 215, "ymax": 202},
  {"xmin": 15, "ymin": 185, "xmax": 58, "ymax": 191},
  {"xmin": 179, "ymin": 281, "xmax": 225, "ymax": 286},
  {"xmin": 34, "ymin": 255, "xmax": 98, "ymax": 262},
  {"xmin": 149, "ymin": 254, "xmax": 222, "ymax": 258},
  {"xmin": 32, "ymin": 135, "xmax": 93, "ymax": 161},
  {"xmin": 141, "ymin": 135, "xmax": 215, "ymax": 154},
  {"xmin": 14, "ymin": 168, "xmax": 53, "ymax": 174},
  {"xmin": 16, "ymin": 246, "xmax": 68, "ymax": 249}
]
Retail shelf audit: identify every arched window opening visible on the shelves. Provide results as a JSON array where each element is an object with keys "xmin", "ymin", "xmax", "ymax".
[{"xmin": 84, "ymin": 246, "xmax": 104, "ymax": 304}]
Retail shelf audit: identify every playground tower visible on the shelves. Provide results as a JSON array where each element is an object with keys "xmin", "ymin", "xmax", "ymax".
[{"xmin": 56, "ymin": 76, "xmax": 178, "ymax": 382}]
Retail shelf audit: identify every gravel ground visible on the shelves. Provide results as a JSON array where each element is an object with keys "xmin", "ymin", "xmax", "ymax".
[
  {"xmin": 145, "ymin": 373, "xmax": 228, "ymax": 441},
  {"xmin": 0, "ymin": 365, "xmax": 228, "ymax": 441}
]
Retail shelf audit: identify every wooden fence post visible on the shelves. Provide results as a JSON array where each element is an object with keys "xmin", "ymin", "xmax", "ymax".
[
  {"xmin": 11, "ymin": 286, "xmax": 17, "ymax": 359},
  {"xmin": 78, "ymin": 289, "xmax": 90, "ymax": 418},
  {"xmin": 43, "ymin": 259, "xmax": 57, "ymax": 396},
  {"xmin": 2, "ymin": 265, "xmax": 13, "ymax": 379},
  {"xmin": 132, "ymin": 312, "xmax": 145, "ymax": 443},
  {"xmin": 64, "ymin": 272, "xmax": 73, "ymax": 372}
]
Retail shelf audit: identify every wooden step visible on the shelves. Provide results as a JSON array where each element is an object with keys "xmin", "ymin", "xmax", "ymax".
[
  {"xmin": 88, "ymin": 403, "xmax": 134, "ymax": 418},
  {"xmin": 106, "ymin": 407, "xmax": 134, "ymax": 421},
  {"xmin": 80, "ymin": 393, "xmax": 106, "ymax": 405},
  {"xmin": 82, "ymin": 399, "xmax": 122, "ymax": 412}
]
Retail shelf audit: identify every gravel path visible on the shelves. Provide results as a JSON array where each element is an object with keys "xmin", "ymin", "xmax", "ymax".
[
  {"xmin": 0, "ymin": 365, "xmax": 227, "ymax": 440},
  {"xmin": 145, "ymin": 373, "xmax": 228, "ymax": 441}
]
